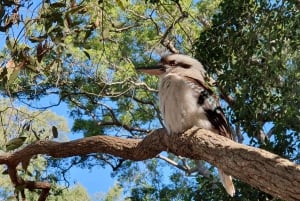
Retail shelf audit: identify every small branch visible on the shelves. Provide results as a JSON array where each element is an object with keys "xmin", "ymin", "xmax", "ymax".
[
  {"xmin": 259, "ymin": 129, "xmax": 267, "ymax": 144},
  {"xmin": 149, "ymin": 10, "xmax": 160, "ymax": 35},
  {"xmin": 173, "ymin": 0, "xmax": 184, "ymax": 14},
  {"xmin": 95, "ymin": 101, "xmax": 150, "ymax": 134},
  {"xmin": 160, "ymin": 12, "xmax": 188, "ymax": 53},
  {"xmin": 161, "ymin": 38, "xmax": 179, "ymax": 54},
  {"xmin": 157, "ymin": 155, "xmax": 215, "ymax": 179},
  {"xmin": 125, "ymin": 94, "xmax": 164, "ymax": 127},
  {"xmin": 216, "ymin": 83, "xmax": 235, "ymax": 107},
  {"xmin": 179, "ymin": 156, "xmax": 190, "ymax": 170},
  {"xmin": 194, "ymin": 160, "xmax": 213, "ymax": 178},
  {"xmin": 197, "ymin": 16, "xmax": 211, "ymax": 28},
  {"xmin": 156, "ymin": 154, "xmax": 189, "ymax": 172},
  {"xmin": 266, "ymin": 126, "xmax": 275, "ymax": 138},
  {"xmin": 7, "ymin": 165, "xmax": 51, "ymax": 201},
  {"xmin": 127, "ymin": 9, "xmax": 149, "ymax": 20},
  {"xmin": 130, "ymin": 81, "xmax": 158, "ymax": 93},
  {"xmin": 235, "ymin": 123, "xmax": 244, "ymax": 143},
  {"xmin": 111, "ymin": 24, "xmax": 140, "ymax": 33}
]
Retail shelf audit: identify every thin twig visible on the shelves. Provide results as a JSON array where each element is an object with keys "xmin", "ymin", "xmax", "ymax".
[{"xmin": 156, "ymin": 154, "xmax": 189, "ymax": 172}]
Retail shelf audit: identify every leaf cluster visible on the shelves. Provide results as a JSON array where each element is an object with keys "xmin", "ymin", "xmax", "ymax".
[{"xmin": 195, "ymin": 0, "xmax": 299, "ymax": 156}]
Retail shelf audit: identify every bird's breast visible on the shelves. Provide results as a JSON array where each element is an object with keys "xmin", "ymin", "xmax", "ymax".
[{"xmin": 159, "ymin": 74, "xmax": 213, "ymax": 134}]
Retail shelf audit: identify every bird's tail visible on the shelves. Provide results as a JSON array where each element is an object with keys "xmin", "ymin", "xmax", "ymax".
[{"xmin": 218, "ymin": 168, "xmax": 235, "ymax": 197}]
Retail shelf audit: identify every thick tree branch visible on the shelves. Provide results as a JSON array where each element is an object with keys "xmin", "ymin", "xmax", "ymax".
[{"xmin": 1, "ymin": 127, "xmax": 299, "ymax": 201}]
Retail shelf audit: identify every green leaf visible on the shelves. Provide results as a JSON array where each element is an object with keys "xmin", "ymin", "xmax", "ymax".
[
  {"xmin": 6, "ymin": 66, "xmax": 21, "ymax": 84},
  {"xmin": 6, "ymin": 137, "xmax": 27, "ymax": 151}
]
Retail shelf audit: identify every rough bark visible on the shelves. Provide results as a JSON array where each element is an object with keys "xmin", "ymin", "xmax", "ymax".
[{"xmin": 0, "ymin": 127, "xmax": 299, "ymax": 201}]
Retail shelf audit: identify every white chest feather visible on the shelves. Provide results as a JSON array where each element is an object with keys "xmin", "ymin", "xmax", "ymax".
[{"xmin": 159, "ymin": 74, "xmax": 213, "ymax": 134}]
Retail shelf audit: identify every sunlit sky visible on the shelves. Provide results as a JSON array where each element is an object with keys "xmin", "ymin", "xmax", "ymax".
[{"xmin": 44, "ymin": 98, "xmax": 116, "ymax": 199}]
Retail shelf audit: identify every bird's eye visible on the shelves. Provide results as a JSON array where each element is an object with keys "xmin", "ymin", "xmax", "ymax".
[
  {"xmin": 180, "ymin": 63, "xmax": 191, "ymax": 68},
  {"xmin": 169, "ymin": 60, "xmax": 176, "ymax": 66}
]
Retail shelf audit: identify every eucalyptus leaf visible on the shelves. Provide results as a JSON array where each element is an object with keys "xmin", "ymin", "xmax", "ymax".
[{"xmin": 6, "ymin": 137, "xmax": 26, "ymax": 151}]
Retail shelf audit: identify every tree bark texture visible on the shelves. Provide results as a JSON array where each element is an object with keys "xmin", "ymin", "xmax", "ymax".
[{"xmin": 0, "ymin": 127, "xmax": 299, "ymax": 201}]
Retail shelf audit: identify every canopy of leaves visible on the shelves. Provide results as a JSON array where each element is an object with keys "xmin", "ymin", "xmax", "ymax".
[{"xmin": 196, "ymin": 0, "xmax": 300, "ymax": 158}]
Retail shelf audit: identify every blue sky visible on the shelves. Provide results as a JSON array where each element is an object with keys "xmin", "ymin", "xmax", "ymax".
[{"xmin": 44, "ymin": 99, "xmax": 116, "ymax": 198}]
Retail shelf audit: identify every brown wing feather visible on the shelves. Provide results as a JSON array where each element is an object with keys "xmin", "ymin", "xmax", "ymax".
[{"xmin": 184, "ymin": 76, "xmax": 234, "ymax": 140}]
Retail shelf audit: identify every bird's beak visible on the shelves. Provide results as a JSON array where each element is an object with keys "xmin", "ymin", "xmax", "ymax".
[{"xmin": 137, "ymin": 65, "xmax": 165, "ymax": 76}]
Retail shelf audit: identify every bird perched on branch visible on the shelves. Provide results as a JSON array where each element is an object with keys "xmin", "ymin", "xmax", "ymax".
[{"xmin": 138, "ymin": 54, "xmax": 235, "ymax": 197}]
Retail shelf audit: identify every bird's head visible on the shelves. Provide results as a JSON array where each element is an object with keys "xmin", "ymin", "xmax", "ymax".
[{"xmin": 138, "ymin": 54, "xmax": 206, "ymax": 79}]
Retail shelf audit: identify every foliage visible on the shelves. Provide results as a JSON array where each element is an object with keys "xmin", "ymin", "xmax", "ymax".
[
  {"xmin": 0, "ymin": 99, "xmax": 92, "ymax": 199},
  {"xmin": 0, "ymin": 0, "xmax": 299, "ymax": 200},
  {"xmin": 195, "ymin": 0, "xmax": 300, "ymax": 157},
  {"xmin": 97, "ymin": 183, "xmax": 123, "ymax": 201},
  {"xmin": 24, "ymin": 184, "xmax": 91, "ymax": 201},
  {"xmin": 194, "ymin": 0, "xmax": 300, "ymax": 199}
]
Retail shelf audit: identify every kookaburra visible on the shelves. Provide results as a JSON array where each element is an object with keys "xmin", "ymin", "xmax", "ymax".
[{"xmin": 138, "ymin": 54, "xmax": 235, "ymax": 196}]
